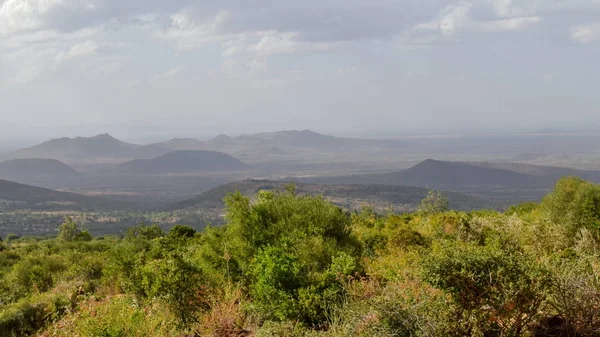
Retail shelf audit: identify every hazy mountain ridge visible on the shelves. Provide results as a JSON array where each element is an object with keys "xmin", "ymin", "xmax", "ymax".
[
  {"xmin": 2, "ymin": 133, "xmax": 141, "ymax": 162},
  {"xmin": 0, "ymin": 179, "xmax": 129, "ymax": 212},
  {"xmin": 163, "ymin": 179, "xmax": 491, "ymax": 216},
  {"xmin": 115, "ymin": 150, "xmax": 249, "ymax": 175},
  {"xmin": 292, "ymin": 159, "xmax": 600, "ymax": 204}
]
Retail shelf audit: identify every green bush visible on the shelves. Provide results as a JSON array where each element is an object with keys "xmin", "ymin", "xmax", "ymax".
[
  {"xmin": 422, "ymin": 238, "xmax": 550, "ymax": 336},
  {"xmin": 0, "ymin": 292, "xmax": 73, "ymax": 336}
]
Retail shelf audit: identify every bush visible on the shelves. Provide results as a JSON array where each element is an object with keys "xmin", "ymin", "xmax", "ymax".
[
  {"xmin": 422, "ymin": 239, "xmax": 550, "ymax": 336},
  {"xmin": 0, "ymin": 292, "xmax": 73, "ymax": 336},
  {"xmin": 168, "ymin": 225, "xmax": 196, "ymax": 240},
  {"xmin": 125, "ymin": 224, "xmax": 164, "ymax": 241}
]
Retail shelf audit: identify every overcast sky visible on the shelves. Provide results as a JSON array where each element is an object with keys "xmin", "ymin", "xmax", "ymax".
[{"xmin": 1, "ymin": 0, "xmax": 599, "ymax": 141}]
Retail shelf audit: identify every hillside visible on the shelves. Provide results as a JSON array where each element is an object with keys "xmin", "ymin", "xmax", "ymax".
[
  {"xmin": 297, "ymin": 159, "xmax": 558, "ymax": 204},
  {"xmin": 4, "ymin": 134, "xmax": 140, "ymax": 161},
  {"xmin": 0, "ymin": 158, "xmax": 78, "ymax": 185},
  {"xmin": 142, "ymin": 129, "xmax": 409, "ymax": 156},
  {"xmin": 164, "ymin": 179, "xmax": 491, "ymax": 217},
  {"xmin": 469, "ymin": 161, "xmax": 600, "ymax": 182},
  {"xmin": 115, "ymin": 150, "xmax": 249, "ymax": 174},
  {"xmin": 0, "ymin": 179, "xmax": 128, "ymax": 212}
]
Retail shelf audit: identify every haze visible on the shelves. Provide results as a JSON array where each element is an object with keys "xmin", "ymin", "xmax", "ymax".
[{"xmin": 1, "ymin": 0, "xmax": 600, "ymax": 143}]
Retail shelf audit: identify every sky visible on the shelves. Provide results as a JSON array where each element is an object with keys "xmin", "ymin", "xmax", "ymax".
[{"xmin": 1, "ymin": 0, "xmax": 599, "ymax": 143}]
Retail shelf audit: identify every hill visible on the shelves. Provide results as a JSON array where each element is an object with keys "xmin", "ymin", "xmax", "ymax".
[
  {"xmin": 4, "ymin": 134, "xmax": 140, "ymax": 162},
  {"xmin": 468, "ymin": 161, "xmax": 600, "ymax": 182},
  {"xmin": 295, "ymin": 159, "xmax": 560, "ymax": 204},
  {"xmin": 115, "ymin": 150, "xmax": 249, "ymax": 174},
  {"xmin": 0, "ymin": 158, "xmax": 78, "ymax": 185},
  {"xmin": 0, "ymin": 179, "xmax": 129, "ymax": 212},
  {"xmin": 141, "ymin": 129, "xmax": 410, "ymax": 156},
  {"xmin": 163, "ymin": 179, "xmax": 491, "ymax": 218}
]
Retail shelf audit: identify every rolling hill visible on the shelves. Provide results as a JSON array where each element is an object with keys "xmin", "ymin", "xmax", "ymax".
[
  {"xmin": 115, "ymin": 150, "xmax": 249, "ymax": 174},
  {"xmin": 294, "ymin": 159, "xmax": 565, "ymax": 204},
  {"xmin": 0, "ymin": 158, "xmax": 78, "ymax": 185},
  {"xmin": 3, "ymin": 134, "xmax": 141, "ymax": 162},
  {"xmin": 141, "ymin": 129, "xmax": 410, "ymax": 155},
  {"xmin": 163, "ymin": 179, "xmax": 491, "ymax": 218},
  {"xmin": 0, "ymin": 179, "xmax": 129, "ymax": 212}
]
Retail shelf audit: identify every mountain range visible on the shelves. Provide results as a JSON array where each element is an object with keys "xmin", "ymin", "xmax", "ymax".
[
  {"xmin": 163, "ymin": 179, "xmax": 491, "ymax": 218},
  {"xmin": 0, "ymin": 130, "xmax": 410, "ymax": 167},
  {"xmin": 0, "ymin": 179, "xmax": 129, "ymax": 212},
  {"xmin": 115, "ymin": 150, "xmax": 248, "ymax": 174},
  {"xmin": 294, "ymin": 159, "xmax": 600, "ymax": 204}
]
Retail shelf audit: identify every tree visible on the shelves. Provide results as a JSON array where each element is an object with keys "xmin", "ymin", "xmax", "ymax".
[
  {"xmin": 418, "ymin": 190, "xmax": 449, "ymax": 215},
  {"xmin": 198, "ymin": 189, "xmax": 362, "ymax": 324},
  {"xmin": 168, "ymin": 225, "xmax": 196, "ymax": 240},
  {"xmin": 125, "ymin": 224, "xmax": 164, "ymax": 240},
  {"xmin": 57, "ymin": 217, "xmax": 91, "ymax": 242}
]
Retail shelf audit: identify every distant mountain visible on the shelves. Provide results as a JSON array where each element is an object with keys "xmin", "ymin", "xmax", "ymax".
[
  {"xmin": 468, "ymin": 161, "xmax": 600, "ymax": 183},
  {"xmin": 163, "ymin": 179, "xmax": 491, "ymax": 216},
  {"xmin": 0, "ymin": 158, "xmax": 78, "ymax": 185},
  {"xmin": 115, "ymin": 150, "xmax": 249, "ymax": 174},
  {"xmin": 304, "ymin": 159, "xmax": 545, "ymax": 187},
  {"xmin": 142, "ymin": 129, "xmax": 410, "ymax": 156},
  {"xmin": 238, "ymin": 129, "xmax": 409, "ymax": 151},
  {"xmin": 0, "ymin": 179, "xmax": 128, "ymax": 212},
  {"xmin": 4, "ymin": 134, "xmax": 140, "ymax": 161},
  {"xmin": 294, "ymin": 159, "xmax": 562, "ymax": 205}
]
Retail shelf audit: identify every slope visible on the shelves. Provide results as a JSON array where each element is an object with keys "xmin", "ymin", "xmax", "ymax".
[
  {"xmin": 4, "ymin": 134, "xmax": 140, "ymax": 161},
  {"xmin": 0, "ymin": 179, "xmax": 129, "ymax": 212},
  {"xmin": 164, "ymin": 179, "xmax": 491, "ymax": 218},
  {"xmin": 115, "ymin": 150, "xmax": 248, "ymax": 174},
  {"xmin": 0, "ymin": 158, "xmax": 78, "ymax": 185}
]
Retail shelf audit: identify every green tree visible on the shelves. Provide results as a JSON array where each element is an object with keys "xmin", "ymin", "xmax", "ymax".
[
  {"xmin": 125, "ymin": 224, "xmax": 164, "ymax": 241},
  {"xmin": 168, "ymin": 225, "xmax": 196, "ymax": 240},
  {"xmin": 541, "ymin": 176, "xmax": 600, "ymax": 243},
  {"xmin": 198, "ymin": 189, "xmax": 362, "ymax": 324},
  {"xmin": 418, "ymin": 190, "xmax": 449, "ymax": 215},
  {"xmin": 57, "ymin": 217, "xmax": 91, "ymax": 242},
  {"xmin": 422, "ymin": 239, "xmax": 550, "ymax": 336}
]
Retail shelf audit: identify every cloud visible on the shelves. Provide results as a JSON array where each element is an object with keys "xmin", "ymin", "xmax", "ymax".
[
  {"xmin": 151, "ymin": 66, "xmax": 183, "ymax": 81},
  {"xmin": 414, "ymin": 2, "xmax": 473, "ymax": 36},
  {"xmin": 572, "ymin": 22, "xmax": 600, "ymax": 43},
  {"xmin": 480, "ymin": 16, "xmax": 542, "ymax": 31},
  {"xmin": 53, "ymin": 40, "xmax": 98, "ymax": 68}
]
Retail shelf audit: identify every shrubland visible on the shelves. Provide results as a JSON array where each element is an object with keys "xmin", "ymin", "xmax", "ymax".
[{"xmin": 1, "ymin": 177, "xmax": 599, "ymax": 336}]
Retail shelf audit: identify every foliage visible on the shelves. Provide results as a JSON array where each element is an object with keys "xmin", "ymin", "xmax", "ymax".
[
  {"xmin": 1, "ymin": 179, "xmax": 600, "ymax": 336},
  {"xmin": 58, "ymin": 217, "xmax": 91, "ymax": 242},
  {"xmin": 418, "ymin": 190, "xmax": 449, "ymax": 215},
  {"xmin": 125, "ymin": 224, "xmax": 164, "ymax": 241}
]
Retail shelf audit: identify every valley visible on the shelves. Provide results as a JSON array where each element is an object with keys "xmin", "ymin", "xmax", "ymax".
[{"xmin": 2, "ymin": 129, "xmax": 600, "ymax": 237}]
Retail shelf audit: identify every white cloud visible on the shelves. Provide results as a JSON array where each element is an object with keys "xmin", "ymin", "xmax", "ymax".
[
  {"xmin": 480, "ymin": 16, "xmax": 542, "ymax": 32},
  {"xmin": 11, "ymin": 64, "xmax": 43, "ymax": 84},
  {"xmin": 152, "ymin": 66, "xmax": 183, "ymax": 81},
  {"xmin": 415, "ymin": 2, "xmax": 473, "ymax": 36},
  {"xmin": 572, "ymin": 23, "xmax": 600, "ymax": 43}
]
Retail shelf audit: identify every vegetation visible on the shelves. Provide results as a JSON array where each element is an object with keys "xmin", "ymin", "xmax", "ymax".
[{"xmin": 1, "ymin": 177, "xmax": 600, "ymax": 336}]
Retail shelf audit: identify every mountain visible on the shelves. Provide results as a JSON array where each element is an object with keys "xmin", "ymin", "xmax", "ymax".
[
  {"xmin": 4, "ymin": 134, "xmax": 141, "ymax": 162},
  {"xmin": 115, "ymin": 150, "xmax": 249, "ymax": 174},
  {"xmin": 163, "ymin": 179, "xmax": 491, "ymax": 217},
  {"xmin": 238, "ymin": 129, "xmax": 409, "ymax": 151},
  {"xmin": 0, "ymin": 179, "xmax": 128, "ymax": 212},
  {"xmin": 468, "ymin": 161, "xmax": 600, "ymax": 183},
  {"xmin": 141, "ymin": 130, "xmax": 410, "ymax": 156},
  {"xmin": 304, "ymin": 159, "xmax": 546, "ymax": 187},
  {"xmin": 294, "ymin": 159, "xmax": 562, "ymax": 205},
  {"xmin": 0, "ymin": 158, "xmax": 78, "ymax": 185}
]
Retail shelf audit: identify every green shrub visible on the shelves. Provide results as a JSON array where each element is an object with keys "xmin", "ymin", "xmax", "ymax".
[
  {"xmin": 422, "ymin": 238, "xmax": 550, "ymax": 336},
  {"xmin": 0, "ymin": 292, "xmax": 73, "ymax": 336},
  {"xmin": 125, "ymin": 224, "xmax": 164, "ymax": 241},
  {"xmin": 168, "ymin": 224, "xmax": 196, "ymax": 239}
]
